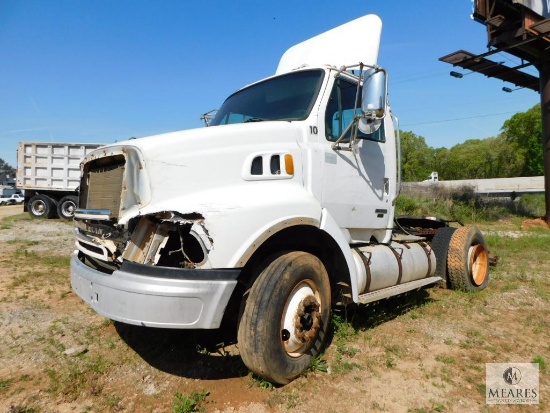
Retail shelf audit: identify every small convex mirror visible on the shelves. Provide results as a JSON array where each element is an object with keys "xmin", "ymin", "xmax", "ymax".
[{"xmin": 359, "ymin": 68, "xmax": 386, "ymax": 134}]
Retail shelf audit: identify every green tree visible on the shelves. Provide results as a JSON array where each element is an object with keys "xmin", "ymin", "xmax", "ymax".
[
  {"xmin": 0, "ymin": 158, "xmax": 15, "ymax": 184},
  {"xmin": 430, "ymin": 146, "xmax": 451, "ymax": 178},
  {"xmin": 501, "ymin": 104, "xmax": 543, "ymax": 176},
  {"xmin": 441, "ymin": 137, "xmax": 521, "ymax": 180},
  {"xmin": 445, "ymin": 139, "xmax": 490, "ymax": 179},
  {"xmin": 400, "ymin": 131, "xmax": 432, "ymax": 181}
]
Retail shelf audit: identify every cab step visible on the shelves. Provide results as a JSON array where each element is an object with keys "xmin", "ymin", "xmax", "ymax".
[{"xmin": 357, "ymin": 276, "xmax": 442, "ymax": 304}]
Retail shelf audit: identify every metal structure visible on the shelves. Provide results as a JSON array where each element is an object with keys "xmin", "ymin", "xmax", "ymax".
[{"xmin": 440, "ymin": 0, "xmax": 550, "ymax": 221}]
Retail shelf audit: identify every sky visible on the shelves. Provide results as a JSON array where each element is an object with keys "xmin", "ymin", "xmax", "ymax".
[{"xmin": 0, "ymin": 0, "xmax": 541, "ymax": 168}]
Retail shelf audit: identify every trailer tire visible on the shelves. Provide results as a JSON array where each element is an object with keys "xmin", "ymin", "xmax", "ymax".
[
  {"xmin": 57, "ymin": 195, "xmax": 78, "ymax": 220},
  {"xmin": 28, "ymin": 194, "xmax": 57, "ymax": 219},
  {"xmin": 238, "ymin": 251, "xmax": 331, "ymax": 385},
  {"xmin": 447, "ymin": 226, "xmax": 489, "ymax": 291},
  {"xmin": 431, "ymin": 227, "xmax": 457, "ymax": 288}
]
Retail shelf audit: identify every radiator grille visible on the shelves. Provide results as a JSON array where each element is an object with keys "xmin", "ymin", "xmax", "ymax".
[{"xmin": 81, "ymin": 155, "xmax": 125, "ymax": 218}]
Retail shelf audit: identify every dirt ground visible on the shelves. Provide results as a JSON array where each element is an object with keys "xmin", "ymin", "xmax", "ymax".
[
  {"xmin": 0, "ymin": 209, "xmax": 548, "ymax": 413},
  {"xmin": 0, "ymin": 205, "xmax": 24, "ymax": 220}
]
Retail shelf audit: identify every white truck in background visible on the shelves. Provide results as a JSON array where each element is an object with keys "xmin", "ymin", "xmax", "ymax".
[
  {"xmin": 425, "ymin": 171, "xmax": 439, "ymax": 182},
  {"xmin": 0, "ymin": 193, "xmax": 24, "ymax": 206},
  {"xmin": 16, "ymin": 142, "xmax": 103, "ymax": 219},
  {"xmin": 70, "ymin": 15, "xmax": 490, "ymax": 384}
]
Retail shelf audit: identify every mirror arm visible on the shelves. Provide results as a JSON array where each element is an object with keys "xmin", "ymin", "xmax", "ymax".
[
  {"xmin": 333, "ymin": 62, "xmax": 378, "ymax": 78},
  {"xmin": 331, "ymin": 117, "xmax": 360, "ymax": 151}
]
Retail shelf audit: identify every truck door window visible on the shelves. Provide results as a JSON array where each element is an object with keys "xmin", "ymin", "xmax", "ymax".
[{"xmin": 325, "ymin": 77, "xmax": 385, "ymax": 143}]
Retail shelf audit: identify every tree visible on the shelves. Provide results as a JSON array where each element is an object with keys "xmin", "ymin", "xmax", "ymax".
[
  {"xmin": 400, "ymin": 131, "xmax": 432, "ymax": 181},
  {"xmin": 444, "ymin": 139, "xmax": 490, "ymax": 179},
  {"xmin": 430, "ymin": 147, "xmax": 451, "ymax": 178},
  {"xmin": 501, "ymin": 104, "xmax": 543, "ymax": 176},
  {"xmin": 0, "ymin": 158, "xmax": 15, "ymax": 185}
]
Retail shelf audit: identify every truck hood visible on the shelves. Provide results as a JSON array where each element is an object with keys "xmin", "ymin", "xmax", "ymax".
[
  {"xmin": 115, "ymin": 121, "xmax": 303, "ymax": 165},
  {"xmin": 84, "ymin": 121, "xmax": 306, "ymax": 223}
]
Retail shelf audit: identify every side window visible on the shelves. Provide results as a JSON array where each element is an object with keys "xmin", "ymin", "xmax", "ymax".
[{"xmin": 325, "ymin": 78, "xmax": 385, "ymax": 143}]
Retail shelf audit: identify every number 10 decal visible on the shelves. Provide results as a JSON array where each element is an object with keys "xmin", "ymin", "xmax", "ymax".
[{"xmin": 309, "ymin": 126, "xmax": 318, "ymax": 135}]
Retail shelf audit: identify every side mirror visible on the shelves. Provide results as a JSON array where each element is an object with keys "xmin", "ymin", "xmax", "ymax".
[{"xmin": 359, "ymin": 68, "xmax": 387, "ymax": 134}]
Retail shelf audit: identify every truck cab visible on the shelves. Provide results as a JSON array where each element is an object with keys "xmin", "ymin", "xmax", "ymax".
[{"xmin": 70, "ymin": 14, "xmax": 489, "ymax": 385}]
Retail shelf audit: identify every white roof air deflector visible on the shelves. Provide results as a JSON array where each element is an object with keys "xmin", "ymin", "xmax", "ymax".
[{"xmin": 276, "ymin": 14, "xmax": 382, "ymax": 75}]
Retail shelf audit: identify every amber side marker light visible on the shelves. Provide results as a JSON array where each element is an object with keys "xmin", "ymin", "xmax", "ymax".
[{"xmin": 284, "ymin": 154, "xmax": 294, "ymax": 175}]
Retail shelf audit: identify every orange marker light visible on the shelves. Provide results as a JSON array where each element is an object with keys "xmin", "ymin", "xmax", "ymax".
[{"xmin": 284, "ymin": 154, "xmax": 294, "ymax": 175}]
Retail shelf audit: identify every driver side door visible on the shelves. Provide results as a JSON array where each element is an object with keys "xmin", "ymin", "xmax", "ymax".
[{"xmin": 321, "ymin": 77, "xmax": 393, "ymax": 241}]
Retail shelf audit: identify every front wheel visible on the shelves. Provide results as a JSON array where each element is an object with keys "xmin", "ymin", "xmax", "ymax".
[{"xmin": 238, "ymin": 251, "xmax": 331, "ymax": 385}]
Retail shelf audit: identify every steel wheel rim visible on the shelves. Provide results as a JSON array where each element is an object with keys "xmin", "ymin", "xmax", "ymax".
[
  {"xmin": 31, "ymin": 200, "xmax": 46, "ymax": 215},
  {"xmin": 280, "ymin": 279, "xmax": 322, "ymax": 357},
  {"xmin": 62, "ymin": 201, "xmax": 76, "ymax": 216},
  {"xmin": 468, "ymin": 244, "xmax": 488, "ymax": 286}
]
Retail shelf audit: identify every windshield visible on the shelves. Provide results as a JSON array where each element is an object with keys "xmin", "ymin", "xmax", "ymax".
[{"xmin": 210, "ymin": 69, "xmax": 325, "ymax": 126}]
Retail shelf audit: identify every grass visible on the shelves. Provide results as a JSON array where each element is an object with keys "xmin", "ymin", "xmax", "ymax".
[
  {"xmin": 0, "ymin": 212, "xmax": 32, "ymax": 229},
  {"xmin": 249, "ymin": 374, "xmax": 275, "ymax": 390},
  {"xmin": 435, "ymin": 355, "xmax": 456, "ymax": 365},
  {"xmin": 4, "ymin": 242, "xmax": 72, "ymax": 291},
  {"xmin": 172, "ymin": 389, "xmax": 210, "ymax": 413},
  {"xmin": 0, "ymin": 378, "xmax": 13, "ymax": 392},
  {"xmin": 408, "ymin": 405, "xmax": 446, "ymax": 413},
  {"xmin": 46, "ymin": 353, "xmax": 111, "ymax": 401},
  {"xmin": 533, "ymin": 355, "xmax": 547, "ymax": 371},
  {"xmin": 396, "ymin": 188, "xmax": 545, "ymax": 222},
  {"xmin": 267, "ymin": 389, "xmax": 300, "ymax": 410},
  {"xmin": 309, "ymin": 355, "xmax": 329, "ymax": 373}
]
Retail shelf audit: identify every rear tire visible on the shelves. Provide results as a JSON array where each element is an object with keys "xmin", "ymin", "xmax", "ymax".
[
  {"xmin": 431, "ymin": 227, "xmax": 457, "ymax": 288},
  {"xmin": 57, "ymin": 195, "xmax": 78, "ymax": 220},
  {"xmin": 28, "ymin": 194, "xmax": 57, "ymax": 219},
  {"xmin": 238, "ymin": 251, "xmax": 331, "ymax": 385},
  {"xmin": 447, "ymin": 226, "xmax": 489, "ymax": 291}
]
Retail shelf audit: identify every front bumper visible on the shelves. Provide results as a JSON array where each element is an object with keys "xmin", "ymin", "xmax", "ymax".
[{"xmin": 70, "ymin": 253, "xmax": 240, "ymax": 329}]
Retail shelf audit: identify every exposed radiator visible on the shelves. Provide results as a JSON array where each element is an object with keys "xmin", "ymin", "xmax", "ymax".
[{"xmin": 80, "ymin": 155, "xmax": 125, "ymax": 219}]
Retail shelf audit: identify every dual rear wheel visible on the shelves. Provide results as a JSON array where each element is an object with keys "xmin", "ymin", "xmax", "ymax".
[
  {"xmin": 447, "ymin": 226, "xmax": 489, "ymax": 291},
  {"xmin": 27, "ymin": 194, "xmax": 78, "ymax": 220},
  {"xmin": 432, "ymin": 226, "xmax": 489, "ymax": 291}
]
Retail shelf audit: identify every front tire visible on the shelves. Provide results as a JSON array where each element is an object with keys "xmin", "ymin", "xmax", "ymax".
[
  {"xmin": 238, "ymin": 251, "xmax": 331, "ymax": 385},
  {"xmin": 447, "ymin": 226, "xmax": 489, "ymax": 291}
]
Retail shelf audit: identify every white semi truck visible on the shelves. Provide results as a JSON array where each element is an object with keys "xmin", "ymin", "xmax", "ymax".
[
  {"xmin": 16, "ymin": 141, "xmax": 103, "ymax": 219},
  {"xmin": 70, "ymin": 15, "xmax": 489, "ymax": 384}
]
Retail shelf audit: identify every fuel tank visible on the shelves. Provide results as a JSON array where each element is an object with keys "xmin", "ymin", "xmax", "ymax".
[{"xmin": 352, "ymin": 241, "xmax": 436, "ymax": 295}]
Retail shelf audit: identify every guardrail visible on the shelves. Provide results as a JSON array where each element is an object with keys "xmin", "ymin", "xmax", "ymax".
[{"xmin": 405, "ymin": 176, "xmax": 544, "ymax": 197}]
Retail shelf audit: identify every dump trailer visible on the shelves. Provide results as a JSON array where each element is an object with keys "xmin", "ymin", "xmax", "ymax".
[
  {"xmin": 16, "ymin": 142, "xmax": 103, "ymax": 219},
  {"xmin": 70, "ymin": 14, "xmax": 490, "ymax": 384}
]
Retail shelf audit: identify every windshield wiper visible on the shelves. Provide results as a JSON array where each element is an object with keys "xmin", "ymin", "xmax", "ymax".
[{"xmin": 244, "ymin": 117, "xmax": 265, "ymax": 123}]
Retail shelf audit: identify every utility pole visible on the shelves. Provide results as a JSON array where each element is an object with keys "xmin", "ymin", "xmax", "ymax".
[{"xmin": 540, "ymin": 57, "xmax": 550, "ymax": 221}]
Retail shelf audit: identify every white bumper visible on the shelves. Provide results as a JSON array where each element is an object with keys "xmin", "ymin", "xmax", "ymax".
[{"xmin": 70, "ymin": 253, "xmax": 239, "ymax": 329}]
